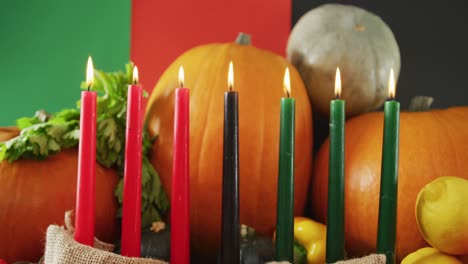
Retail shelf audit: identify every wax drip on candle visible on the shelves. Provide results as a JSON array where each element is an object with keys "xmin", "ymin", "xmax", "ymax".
[
  {"xmin": 228, "ymin": 61, "xmax": 234, "ymax": 91},
  {"xmin": 86, "ymin": 56, "xmax": 94, "ymax": 91},
  {"xmin": 132, "ymin": 66, "xmax": 139, "ymax": 85},
  {"xmin": 388, "ymin": 68, "xmax": 396, "ymax": 100},
  {"xmin": 335, "ymin": 67, "xmax": 341, "ymax": 100},
  {"xmin": 283, "ymin": 67, "xmax": 291, "ymax": 98},
  {"xmin": 178, "ymin": 66, "xmax": 184, "ymax": 88}
]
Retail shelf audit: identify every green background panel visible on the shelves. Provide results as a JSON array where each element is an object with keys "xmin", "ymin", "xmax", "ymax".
[{"xmin": 0, "ymin": 0, "xmax": 131, "ymax": 125}]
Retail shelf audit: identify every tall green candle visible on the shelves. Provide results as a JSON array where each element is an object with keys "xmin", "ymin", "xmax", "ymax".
[
  {"xmin": 275, "ymin": 68, "xmax": 295, "ymax": 262},
  {"xmin": 326, "ymin": 68, "xmax": 346, "ymax": 263},
  {"xmin": 377, "ymin": 69, "xmax": 400, "ymax": 264}
]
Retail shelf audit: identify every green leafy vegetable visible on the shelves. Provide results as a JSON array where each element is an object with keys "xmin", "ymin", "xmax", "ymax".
[{"xmin": 0, "ymin": 63, "xmax": 168, "ymax": 227}]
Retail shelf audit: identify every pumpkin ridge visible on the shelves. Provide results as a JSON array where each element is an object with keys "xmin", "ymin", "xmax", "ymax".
[
  {"xmin": 363, "ymin": 27, "xmax": 382, "ymax": 112},
  {"xmin": 435, "ymin": 110, "xmax": 463, "ymax": 173},
  {"xmin": 425, "ymin": 112, "xmax": 449, "ymax": 175},
  {"xmin": 254, "ymin": 57, "xmax": 266, "ymax": 227},
  {"xmin": 235, "ymin": 42, "xmax": 263, "ymax": 225},
  {"xmin": 192, "ymin": 43, "xmax": 229, "ymax": 239},
  {"xmin": 194, "ymin": 44, "xmax": 229, "ymax": 156}
]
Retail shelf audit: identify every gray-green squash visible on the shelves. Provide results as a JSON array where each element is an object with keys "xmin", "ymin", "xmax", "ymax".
[{"xmin": 287, "ymin": 4, "xmax": 400, "ymax": 117}]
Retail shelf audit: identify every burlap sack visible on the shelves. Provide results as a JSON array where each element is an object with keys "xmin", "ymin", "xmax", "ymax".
[
  {"xmin": 43, "ymin": 212, "xmax": 385, "ymax": 264},
  {"xmin": 334, "ymin": 254, "xmax": 386, "ymax": 264},
  {"xmin": 44, "ymin": 225, "xmax": 168, "ymax": 264}
]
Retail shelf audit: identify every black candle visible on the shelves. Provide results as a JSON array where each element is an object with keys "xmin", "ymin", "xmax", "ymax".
[{"xmin": 220, "ymin": 61, "xmax": 240, "ymax": 264}]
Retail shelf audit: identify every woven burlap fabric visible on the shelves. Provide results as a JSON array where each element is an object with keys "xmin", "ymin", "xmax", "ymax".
[
  {"xmin": 335, "ymin": 254, "xmax": 386, "ymax": 264},
  {"xmin": 44, "ymin": 212, "xmax": 384, "ymax": 264},
  {"xmin": 44, "ymin": 225, "xmax": 167, "ymax": 264},
  {"xmin": 267, "ymin": 254, "xmax": 385, "ymax": 264},
  {"xmin": 44, "ymin": 225, "xmax": 385, "ymax": 264}
]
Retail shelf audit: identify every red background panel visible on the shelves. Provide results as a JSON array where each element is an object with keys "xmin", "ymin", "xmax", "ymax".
[{"xmin": 130, "ymin": 0, "xmax": 291, "ymax": 95}]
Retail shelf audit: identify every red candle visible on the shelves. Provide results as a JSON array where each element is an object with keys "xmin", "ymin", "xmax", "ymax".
[
  {"xmin": 74, "ymin": 56, "xmax": 97, "ymax": 246},
  {"xmin": 170, "ymin": 66, "xmax": 190, "ymax": 264},
  {"xmin": 121, "ymin": 66, "xmax": 143, "ymax": 257}
]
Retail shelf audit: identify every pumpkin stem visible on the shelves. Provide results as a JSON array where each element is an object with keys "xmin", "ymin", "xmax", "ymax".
[
  {"xmin": 235, "ymin": 33, "xmax": 252, "ymax": 45},
  {"xmin": 35, "ymin": 109, "xmax": 52, "ymax": 122},
  {"xmin": 408, "ymin": 96, "xmax": 434, "ymax": 111}
]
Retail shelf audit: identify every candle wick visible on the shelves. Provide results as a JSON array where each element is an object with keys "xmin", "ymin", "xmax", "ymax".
[
  {"xmin": 229, "ymin": 84, "xmax": 232, "ymax": 92},
  {"xmin": 87, "ymin": 84, "xmax": 91, "ymax": 92},
  {"xmin": 180, "ymin": 81, "xmax": 183, "ymax": 88}
]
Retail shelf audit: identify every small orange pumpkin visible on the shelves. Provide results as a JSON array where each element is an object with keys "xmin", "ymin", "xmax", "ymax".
[
  {"xmin": 312, "ymin": 104, "xmax": 468, "ymax": 262},
  {"xmin": 0, "ymin": 149, "xmax": 118, "ymax": 263},
  {"xmin": 0, "ymin": 127, "xmax": 20, "ymax": 142},
  {"xmin": 146, "ymin": 33, "xmax": 313, "ymax": 257}
]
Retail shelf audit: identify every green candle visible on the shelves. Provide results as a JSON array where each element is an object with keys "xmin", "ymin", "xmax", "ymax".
[
  {"xmin": 377, "ymin": 69, "xmax": 400, "ymax": 264},
  {"xmin": 275, "ymin": 68, "xmax": 295, "ymax": 262},
  {"xmin": 326, "ymin": 68, "xmax": 346, "ymax": 263}
]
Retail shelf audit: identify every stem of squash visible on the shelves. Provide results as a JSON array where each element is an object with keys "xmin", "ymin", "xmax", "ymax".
[
  {"xmin": 235, "ymin": 32, "xmax": 251, "ymax": 45},
  {"xmin": 408, "ymin": 96, "xmax": 434, "ymax": 111}
]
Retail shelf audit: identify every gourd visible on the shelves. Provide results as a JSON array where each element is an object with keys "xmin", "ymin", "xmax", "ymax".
[{"xmin": 287, "ymin": 4, "xmax": 400, "ymax": 117}]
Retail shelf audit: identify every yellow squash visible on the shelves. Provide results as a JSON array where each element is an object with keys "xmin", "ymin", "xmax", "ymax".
[{"xmin": 294, "ymin": 217, "xmax": 326, "ymax": 264}]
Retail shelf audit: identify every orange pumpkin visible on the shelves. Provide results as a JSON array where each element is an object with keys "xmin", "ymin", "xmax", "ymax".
[
  {"xmin": 145, "ymin": 34, "xmax": 313, "ymax": 257},
  {"xmin": 312, "ymin": 106, "xmax": 468, "ymax": 262},
  {"xmin": 0, "ymin": 149, "xmax": 118, "ymax": 263}
]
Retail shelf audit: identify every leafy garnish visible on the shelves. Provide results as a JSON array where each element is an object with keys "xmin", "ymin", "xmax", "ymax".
[{"xmin": 0, "ymin": 63, "xmax": 168, "ymax": 227}]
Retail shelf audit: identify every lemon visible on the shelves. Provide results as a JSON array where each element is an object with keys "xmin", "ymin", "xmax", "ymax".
[
  {"xmin": 416, "ymin": 176, "xmax": 468, "ymax": 255},
  {"xmin": 401, "ymin": 247, "xmax": 462, "ymax": 264}
]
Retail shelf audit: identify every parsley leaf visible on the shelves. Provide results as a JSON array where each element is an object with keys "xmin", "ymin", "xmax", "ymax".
[{"xmin": 0, "ymin": 63, "xmax": 168, "ymax": 227}]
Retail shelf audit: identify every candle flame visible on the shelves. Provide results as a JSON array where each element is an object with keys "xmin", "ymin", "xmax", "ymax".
[
  {"xmin": 228, "ymin": 61, "xmax": 234, "ymax": 91},
  {"xmin": 86, "ymin": 56, "xmax": 94, "ymax": 89},
  {"xmin": 132, "ymin": 66, "xmax": 139, "ymax": 84},
  {"xmin": 283, "ymin": 67, "xmax": 291, "ymax": 97},
  {"xmin": 178, "ymin": 66, "xmax": 184, "ymax": 87},
  {"xmin": 335, "ymin": 67, "xmax": 341, "ymax": 98},
  {"xmin": 388, "ymin": 68, "xmax": 396, "ymax": 99}
]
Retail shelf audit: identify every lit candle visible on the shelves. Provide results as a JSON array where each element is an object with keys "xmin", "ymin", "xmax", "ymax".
[
  {"xmin": 74, "ymin": 56, "xmax": 97, "ymax": 246},
  {"xmin": 171, "ymin": 66, "xmax": 190, "ymax": 264},
  {"xmin": 220, "ymin": 61, "xmax": 240, "ymax": 264},
  {"xmin": 376, "ymin": 68, "xmax": 400, "ymax": 264},
  {"xmin": 275, "ymin": 68, "xmax": 295, "ymax": 262},
  {"xmin": 326, "ymin": 68, "xmax": 345, "ymax": 262},
  {"xmin": 121, "ymin": 66, "xmax": 143, "ymax": 257}
]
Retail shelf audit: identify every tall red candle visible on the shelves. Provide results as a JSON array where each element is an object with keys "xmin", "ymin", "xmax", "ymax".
[
  {"xmin": 170, "ymin": 66, "xmax": 190, "ymax": 264},
  {"xmin": 74, "ymin": 56, "xmax": 97, "ymax": 246},
  {"xmin": 121, "ymin": 66, "xmax": 143, "ymax": 257}
]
